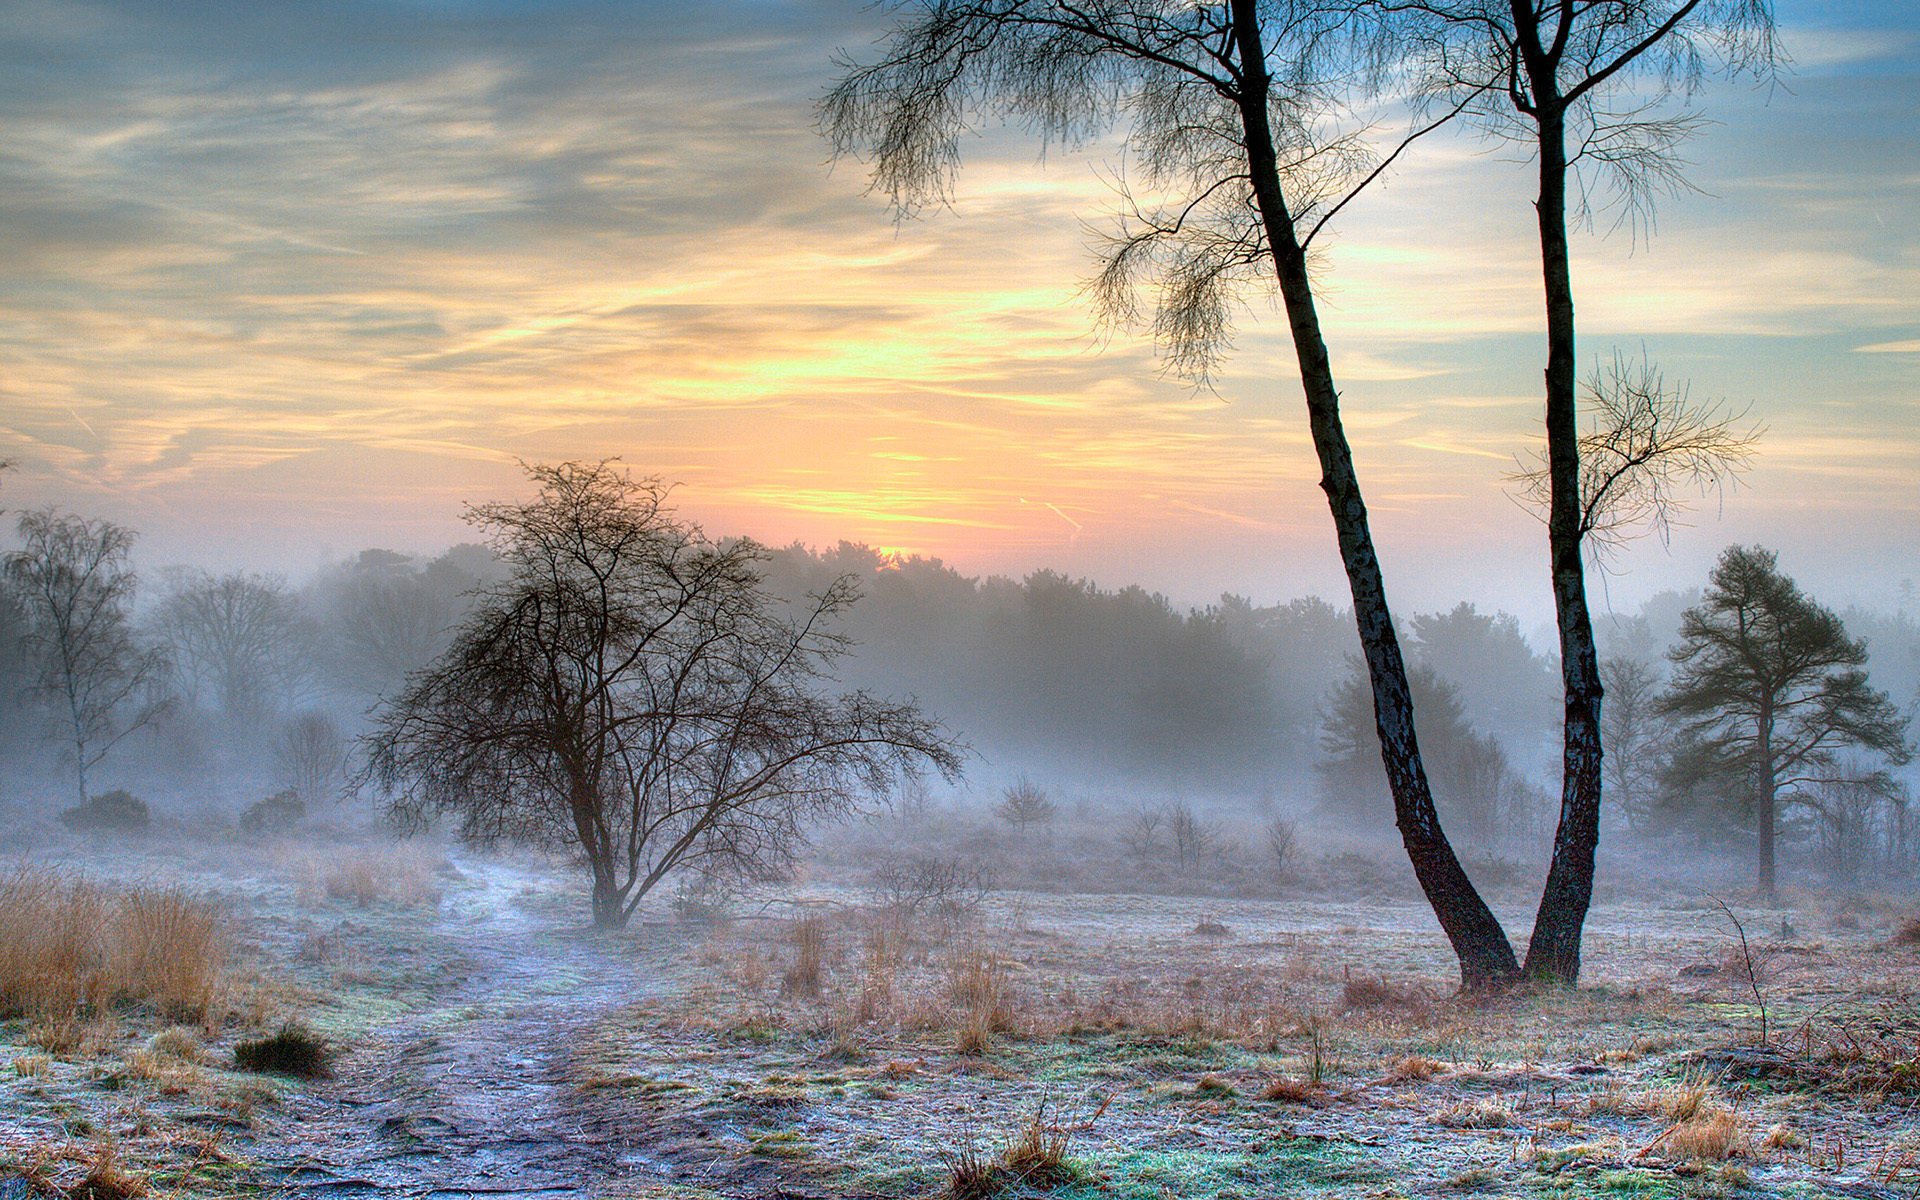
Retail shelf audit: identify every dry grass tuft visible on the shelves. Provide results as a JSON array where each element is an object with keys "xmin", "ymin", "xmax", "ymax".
[
  {"xmin": 0, "ymin": 867, "xmax": 226, "ymax": 1027},
  {"xmin": 781, "ymin": 917, "xmax": 828, "ymax": 999},
  {"xmin": 1435, "ymin": 1097, "xmax": 1516, "ymax": 1129},
  {"xmin": 301, "ymin": 844, "xmax": 446, "ymax": 909},
  {"xmin": 1384, "ymin": 1054, "xmax": 1445, "ymax": 1082},
  {"xmin": 1340, "ymin": 972, "xmax": 1432, "ymax": 1014},
  {"xmin": 941, "ymin": 1107, "xmax": 1087, "ymax": 1199},
  {"xmin": 1651, "ymin": 1105, "xmax": 1747, "ymax": 1163},
  {"xmin": 12, "ymin": 1053, "xmax": 52, "ymax": 1079},
  {"xmin": 1260, "ymin": 1076, "xmax": 1322, "ymax": 1104},
  {"xmin": 949, "ymin": 947, "xmax": 1015, "ymax": 1056},
  {"xmin": 147, "ymin": 1026, "xmax": 205, "ymax": 1064},
  {"xmin": 68, "ymin": 1144, "xmax": 148, "ymax": 1200}
]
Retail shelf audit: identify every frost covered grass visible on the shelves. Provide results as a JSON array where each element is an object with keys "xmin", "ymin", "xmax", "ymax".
[{"xmin": 5, "ymin": 837, "xmax": 1918, "ymax": 1199}]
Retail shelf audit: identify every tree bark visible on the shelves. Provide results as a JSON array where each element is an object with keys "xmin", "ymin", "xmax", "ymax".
[
  {"xmin": 1521, "ymin": 101, "xmax": 1607, "ymax": 986},
  {"xmin": 1756, "ymin": 702, "xmax": 1776, "ymax": 897},
  {"xmin": 1230, "ymin": 0, "xmax": 1519, "ymax": 990}
]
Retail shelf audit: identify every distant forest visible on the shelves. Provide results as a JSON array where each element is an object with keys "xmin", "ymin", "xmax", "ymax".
[{"xmin": 3, "ymin": 525, "xmax": 1916, "ymax": 871}]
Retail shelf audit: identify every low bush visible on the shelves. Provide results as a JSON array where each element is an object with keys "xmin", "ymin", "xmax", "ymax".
[
  {"xmin": 58, "ymin": 790, "xmax": 150, "ymax": 835},
  {"xmin": 234, "ymin": 1022, "xmax": 332, "ymax": 1078},
  {"xmin": 239, "ymin": 789, "xmax": 304, "ymax": 836}
]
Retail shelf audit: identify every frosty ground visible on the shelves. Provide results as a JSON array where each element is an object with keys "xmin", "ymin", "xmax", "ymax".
[{"xmin": 2, "ymin": 835, "xmax": 1917, "ymax": 1200}]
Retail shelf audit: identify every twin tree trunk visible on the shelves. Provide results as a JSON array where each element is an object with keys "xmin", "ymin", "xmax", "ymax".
[
  {"xmin": 1230, "ymin": 1, "xmax": 1520, "ymax": 990},
  {"xmin": 1229, "ymin": 2, "xmax": 1609, "ymax": 988}
]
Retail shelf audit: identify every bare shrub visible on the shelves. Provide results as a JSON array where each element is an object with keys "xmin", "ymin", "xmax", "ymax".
[
  {"xmin": 1117, "ymin": 805, "xmax": 1163, "ymax": 861},
  {"xmin": 1263, "ymin": 815, "xmax": 1298, "ymax": 880},
  {"xmin": 867, "ymin": 854, "xmax": 991, "ymax": 930},
  {"xmin": 1168, "ymin": 801, "xmax": 1214, "ymax": 872}
]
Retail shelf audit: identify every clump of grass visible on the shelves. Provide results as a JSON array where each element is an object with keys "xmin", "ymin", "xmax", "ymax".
[
  {"xmin": 947, "ymin": 944, "xmax": 1012, "ymax": 1056},
  {"xmin": 25, "ymin": 1012, "xmax": 118, "ymax": 1058},
  {"xmin": 0, "ymin": 867, "xmax": 226, "ymax": 1026},
  {"xmin": 147, "ymin": 1026, "xmax": 205, "ymax": 1064},
  {"xmin": 781, "ymin": 916, "xmax": 827, "ymax": 999},
  {"xmin": 942, "ymin": 1108, "xmax": 1087, "ymax": 1198},
  {"xmin": 1194, "ymin": 1073, "xmax": 1238, "ymax": 1097},
  {"xmin": 1340, "ymin": 971, "xmax": 1431, "ymax": 1013},
  {"xmin": 13, "ymin": 1053, "xmax": 53, "ymax": 1078},
  {"xmin": 296, "ymin": 844, "xmax": 446, "ymax": 909},
  {"xmin": 1650, "ymin": 1105, "xmax": 1748, "ymax": 1163},
  {"xmin": 1435, "ymin": 1097, "xmax": 1516, "ymax": 1129},
  {"xmin": 1385, "ymin": 1054, "xmax": 1445, "ymax": 1082},
  {"xmin": 234, "ymin": 1022, "xmax": 332, "ymax": 1078},
  {"xmin": 1260, "ymin": 1076, "xmax": 1322, "ymax": 1104},
  {"xmin": 68, "ymin": 1144, "xmax": 148, "ymax": 1200}
]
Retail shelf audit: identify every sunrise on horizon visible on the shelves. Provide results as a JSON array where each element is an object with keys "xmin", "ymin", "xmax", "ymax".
[{"xmin": 1, "ymin": 0, "xmax": 1913, "ymax": 617}]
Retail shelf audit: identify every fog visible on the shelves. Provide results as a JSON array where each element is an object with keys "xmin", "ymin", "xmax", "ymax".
[{"xmin": 3, "ymin": 499, "xmax": 1914, "ymax": 896}]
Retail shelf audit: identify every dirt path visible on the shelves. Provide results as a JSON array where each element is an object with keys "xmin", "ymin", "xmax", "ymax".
[{"xmin": 262, "ymin": 857, "xmax": 671, "ymax": 1199}]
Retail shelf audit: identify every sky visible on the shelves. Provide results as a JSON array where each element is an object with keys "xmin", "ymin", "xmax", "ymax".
[{"xmin": 1, "ymin": 0, "xmax": 1916, "ymax": 630}]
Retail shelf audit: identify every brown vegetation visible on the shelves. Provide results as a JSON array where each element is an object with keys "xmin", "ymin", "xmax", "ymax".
[{"xmin": 0, "ymin": 866, "xmax": 225, "ymax": 1024}]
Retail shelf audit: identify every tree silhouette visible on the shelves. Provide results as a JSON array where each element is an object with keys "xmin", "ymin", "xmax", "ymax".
[
  {"xmin": 363, "ymin": 462, "xmax": 960, "ymax": 929},
  {"xmin": 825, "ymin": 0, "xmax": 1520, "ymax": 988},
  {"xmin": 5, "ymin": 510, "xmax": 170, "ymax": 804},
  {"xmin": 1659, "ymin": 546, "xmax": 1910, "ymax": 896},
  {"xmin": 1383, "ymin": 0, "xmax": 1779, "ymax": 981}
]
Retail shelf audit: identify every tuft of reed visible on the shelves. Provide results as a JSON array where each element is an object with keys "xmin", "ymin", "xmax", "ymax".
[{"xmin": 0, "ymin": 866, "xmax": 226, "ymax": 1027}]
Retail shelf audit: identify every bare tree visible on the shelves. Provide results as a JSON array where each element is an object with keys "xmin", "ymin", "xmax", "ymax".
[
  {"xmin": 826, "ymin": 0, "xmax": 1522, "ymax": 989},
  {"xmin": 4, "ymin": 510, "xmax": 170, "ymax": 804},
  {"xmin": 1513, "ymin": 353, "xmax": 1759, "ymax": 558},
  {"xmin": 363, "ymin": 462, "xmax": 961, "ymax": 929},
  {"xmin": 157, "ymin": 570, "xmax": 314, "ymax": 719},
  {"xmin": 1379, "ymin": 0, "xmax": 1779, "ymax": 983},
  {"xmin": 1168, "ymin": 799, "xmax": 1215, "ymax": 872},
  {"xmin": 1119, "ymin": 804, "xmax": 1165, "ymax": 860},
  {"xmin": 1263, "ymin": 813, "xmax": 1299, "ymax": 879},
  {"xmin": 1598, "ymin": 654, "xmax": 1665, "ymax": 831},
  {"xmin": 276, "ymin": 710, "xmax": 350, "ymax": 807}
]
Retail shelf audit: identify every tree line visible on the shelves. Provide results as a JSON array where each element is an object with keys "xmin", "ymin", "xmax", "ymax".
[{"xmin": 2, "ymin": 482, "xmax": 1911, "ymax": 913}]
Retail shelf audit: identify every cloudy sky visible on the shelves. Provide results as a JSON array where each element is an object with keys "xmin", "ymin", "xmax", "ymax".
[{"xmin": 1, "ymin": 0, "xmax": 1915, "ymax": 625}]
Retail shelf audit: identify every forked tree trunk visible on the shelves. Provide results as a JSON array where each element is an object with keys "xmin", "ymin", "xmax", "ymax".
[
  {"xmin": 1230, "ymin": 0, "xmax": 1519, "ymax": 991},
  {"xmin": 1522, "ymin": 103, "xmax": 1607, "ymax": 985}
]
